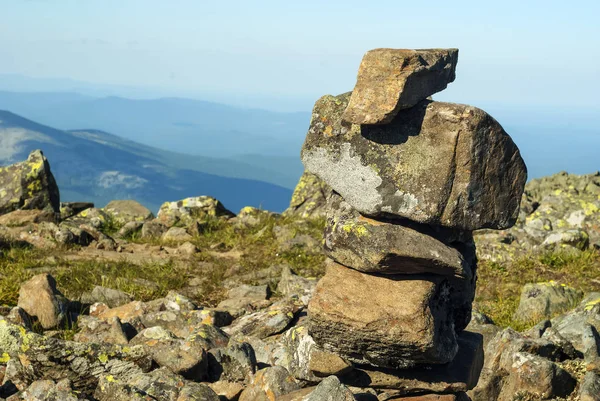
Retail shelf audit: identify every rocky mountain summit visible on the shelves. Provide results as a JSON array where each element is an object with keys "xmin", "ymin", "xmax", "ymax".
[{"xmin": 0, "ymin": 49, "xmax": 599, "ymax": 401}]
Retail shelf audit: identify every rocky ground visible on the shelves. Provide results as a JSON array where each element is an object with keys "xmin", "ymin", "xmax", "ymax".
[
  {"xmin": 1, "ymin": 140, "xmax": 600, "ymax": 401},
  {"xmin": 0, "ymin": 167, "xmax": 599, "ymax": 400}
]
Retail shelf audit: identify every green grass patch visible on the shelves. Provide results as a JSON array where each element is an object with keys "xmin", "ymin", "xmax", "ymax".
[{"xmin": 476, "ymin": 248, "xmax": 600, "ymax": 330}]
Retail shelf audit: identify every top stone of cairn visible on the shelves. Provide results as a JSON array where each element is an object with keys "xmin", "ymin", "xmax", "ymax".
[{"xmin": 342, "ymin": 48, "xmax": 458, "ymax": 125}]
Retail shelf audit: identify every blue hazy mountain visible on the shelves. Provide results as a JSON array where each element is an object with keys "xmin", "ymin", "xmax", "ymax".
[
  {"xmin": 0, "ymin": 110, "xmax": 293, "ymax": 213},
  {"xmin": 0, "ymin": 90, "xmax": 309, "ymax": 189}
]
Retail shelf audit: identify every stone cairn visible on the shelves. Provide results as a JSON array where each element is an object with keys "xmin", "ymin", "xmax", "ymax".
[{"xmin": 300, "ymin": 49, "xmax": 528, "ymax": 397}]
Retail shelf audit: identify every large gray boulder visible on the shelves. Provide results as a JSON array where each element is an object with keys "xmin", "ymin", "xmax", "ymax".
[
  {"xmin": 308, "ymin": 261, "xmax": 458, "ymax": 369},
  {"xmin": 342, "ymin": 48, "xmax": 458, "ymax": 125},
  {"xmin": 301, "ymin": 93, "xmax": 527, "ymax": 230},
  {"xmin": 0, "ymin": 150, "xmax": 60, "ymax": 216}
]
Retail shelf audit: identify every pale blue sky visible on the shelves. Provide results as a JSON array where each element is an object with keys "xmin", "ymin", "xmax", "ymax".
[{"xmin": 1, "ymin": 0, "xmax": 599, "ymax": 112}]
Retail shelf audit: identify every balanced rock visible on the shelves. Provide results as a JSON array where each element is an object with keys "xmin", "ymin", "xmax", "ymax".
[
  {"xmin": 0, "ymin": 150, "xmax": 60, "ymax": 216},
  {"xmin": 308, "ymin": 261, "xmax": 458, "ymax": 368},
  {"xmin": 342, "ymin": 48, "xmax": 459, "ymax": 125},
  {"xmin": 301, "ymin": 94, "xmax": 527, "ymax": 230},
  {"xmin": 324, "ymin": 192, "xmax": 473, "ymax": 277}
]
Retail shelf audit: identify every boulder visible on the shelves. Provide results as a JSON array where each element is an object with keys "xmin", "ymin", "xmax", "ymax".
[
  {"xmin": 342, "ymin": 48, "xmax": 458, "ymax": 125},
  {"xmin": 7, "ymin": 379, "xmax": 79, "ymax": 401},
  {"xmin": 0, "ymin": 321, "xmax": 151, "ymax": 394},
  {"xmin": 17, "ymin": 274, "xmax": 68, "ymax": 329},
  {"xmin": 0, "ymin": 150, "xmax": 60, "ymax": 216},
  {"xmin": 207, "ymin": 342, "xmax": 257, "ymax": 383},
  {"xmin": 513, "ymin": 281, "xmax": 583, "ymax": 323},
  {"xmin": 73, "ymin": 316, "xmax": 130, "ymax": 345},
  {"xmin": 103, "ymin": 200, "xmax": 153, "ymax": 224},
  {"xmin": 301, "ymin": 94, "xmax": 527, "ymax": 230},
  {"xmin": 283, "ymin": 171, "xmax": 331, "ymax": 219},
  {"xmin": 308, "ymin": 261, "xmax": 458, "ymax": 368},
  {"xmin": 157, "ymin": 196, "xmax": 234, "ymax": 227}
]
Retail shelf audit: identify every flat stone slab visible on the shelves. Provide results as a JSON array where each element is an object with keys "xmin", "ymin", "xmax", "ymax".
[
  {"xmin": 343, "ymin": 48, "xmax": 458, "ymax": 125},
  {"xmin": 308, "ymin": 261, "xmax": 458, "ymax": 369},
  {"xmin": 301, "ymin": 93, "xmax": 527, "ymax": 230},
  {"xmin": 340, "ymin": 331, "xmax": 483, "ymax": 394},
  {"xmin": 324, "ymin": 192, "xmax": 474, "ymax": 278}
]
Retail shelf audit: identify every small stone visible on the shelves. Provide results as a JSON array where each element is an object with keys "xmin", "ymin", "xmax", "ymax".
[
  {"xmin": 157, "ymin": 196, "xmax": 234, "ymax": 227},
  {"xmin": 342, "ymin": 48, "xmax": 458, "ymax": 125},
  {"xmin": 309, "ymin": 350, "xmax": 353, "ymax": 377},
  {"xmin": 80, "ymin": 286, "xmax": 133, "ymax": 308},
  {"xmin": 238, "ymin": 366, "xmax": 300, "ymax": 401},
  {"xmin": 513, "ymin": 281, "xmax": 583, "ymax": 323},
  {"xmin": 17, "ymin": 274, "xmax": 68, "ymax": 329},
  {"xmin": 207, "ymin": 342, "xmax": 257, "ymax": 383},
  {"xmin": 103, "ymin": 200, "xmax": 154, "ymax": 224},
  {"xmin": 140, "ymin": 220, "xmax": 167, "ymax": 239},
  {"xmin": 304, "ymin": 376, "xmax": 356, "ymax": 401}
]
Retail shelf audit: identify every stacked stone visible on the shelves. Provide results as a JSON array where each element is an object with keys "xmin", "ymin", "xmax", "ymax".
[{"xmin": 300, "ymin": 49, "xmax": 528, "ymax": 396}]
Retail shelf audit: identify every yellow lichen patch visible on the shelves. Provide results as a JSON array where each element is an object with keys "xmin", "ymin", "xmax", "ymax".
[
  {"xmin": 341, "ymin": 222, "xmax": 369, "ymax": 237},
  {"xmin": 579, "ymin": 200, "xmax": 599, "ymax": 216},
  {"xmin": 584, "ymin": 297, "xmax": 600, "ymax": 311},
  {"xmin": 267, "ymin": 310, "xmax": 281, "ymax": 316},
  {"xmin": 0, "ymin": 352, "xmax": 10, "ymax": 363},
  {"xmin": 98, "ymin": 353, "xmax": 109, "ymax": 363},
  {"xmin": 106, "ymin": 375, "xmax": 117, "ymax": 383}
]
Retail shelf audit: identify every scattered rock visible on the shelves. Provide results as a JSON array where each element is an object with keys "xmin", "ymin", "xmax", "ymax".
[
  {"xmin": 157, "ymin": 196, "xmax": 234, "ymax": 227},
  {"xmin": 17, "ymin": 274, "xmax": 68, "ymax": 329},
  {"xmin": 304, "ymin": 375, "xmax": 356, "ymax": 401},
  {"xmin": 80, "ymin": 286, "xmax": 133, "ymax": 308},
  {"xmin": 283, "ymin": 171, "xmax": 331, "ymax": 219},
  {"xmin": 513, "ymin": 281, "xmax": 583, "ymax": 323},
  {"xmin": 238, "ymin": 366, "xmax": 300, "ymax": 401},
  {"xmin": 0, "ymin": 150, "xmax": 60, "ymax": 216},
  {"xmin": 103, "ymin": 200, "xmax": 154, "ymax": 224}
]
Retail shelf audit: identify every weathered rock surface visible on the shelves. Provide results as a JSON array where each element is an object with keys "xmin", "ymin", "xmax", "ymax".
[
  {"xmin": 342, "ymin": 48, "xmax": 458, "ymax": 125},
  {"xmin": 238, "ymin": 366, "xmax": 300, "ymax": 401},
  {"xmin": 103, "ymin": 199, "xmax": 154, "ymax": 224},
  {"xmin": 301, "ymin": 93, "xmax": 527, "ymax": 230},
  {"xmin": 308, "ymin": 261, "xmax": 457, "ymax": 368},
  {"xmin": 324, "ymin": 192, "xmax": 473, "ymax": 277},
  {"xmin": 340, "ymin": 331, "xmax": 483, "ymax": 393},
  {"xmin": 304, "ymin": 375, "xmax": 356, "ymax": 401},
  {"xmin": 17, "ymin": 274, "xmax": 68, "ymax": 329},
  {"xmin": 513, "ymin": 281, "xmax": 583, "ymax": 323},
  {"xmin": 284, "ymin": 171, "xmax": 331, "ymax": 219},
  {"xmin": 0, "ymin": 150, "xmax": 60, "ymax": 216},
  {"xmin": 157, "ymin": 196, "xmax": 234, "ymax": 227},
  {"xmin": 469, "ymin": 328, "xmax": 573, "ymax": 401},
  {"xmin": 475, "ymin": 171, "xmax": 600, "ymax": 261}
]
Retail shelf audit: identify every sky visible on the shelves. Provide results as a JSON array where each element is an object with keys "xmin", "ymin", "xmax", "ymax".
[
  {"xmin": 1, "ymin": 0, "xmax": 599, "ymax": 179},
  {"xmin": 1, "ymin": 0, "xmax": 599, "ymax": 113}
]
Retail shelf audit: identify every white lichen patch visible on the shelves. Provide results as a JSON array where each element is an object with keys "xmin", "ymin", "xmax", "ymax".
[{"xmin": 303, "ymin": 143, "xmax": 383, "ymax": 214}]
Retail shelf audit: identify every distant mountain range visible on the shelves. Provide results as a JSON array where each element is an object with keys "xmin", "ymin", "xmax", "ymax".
[
  {"xmin": 0, "ymin": 110, "xmax": 293, "ymax": 213},
  {"xmin": 0, "ymin": 90, "xmax": 311, "ymax": 189}
]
